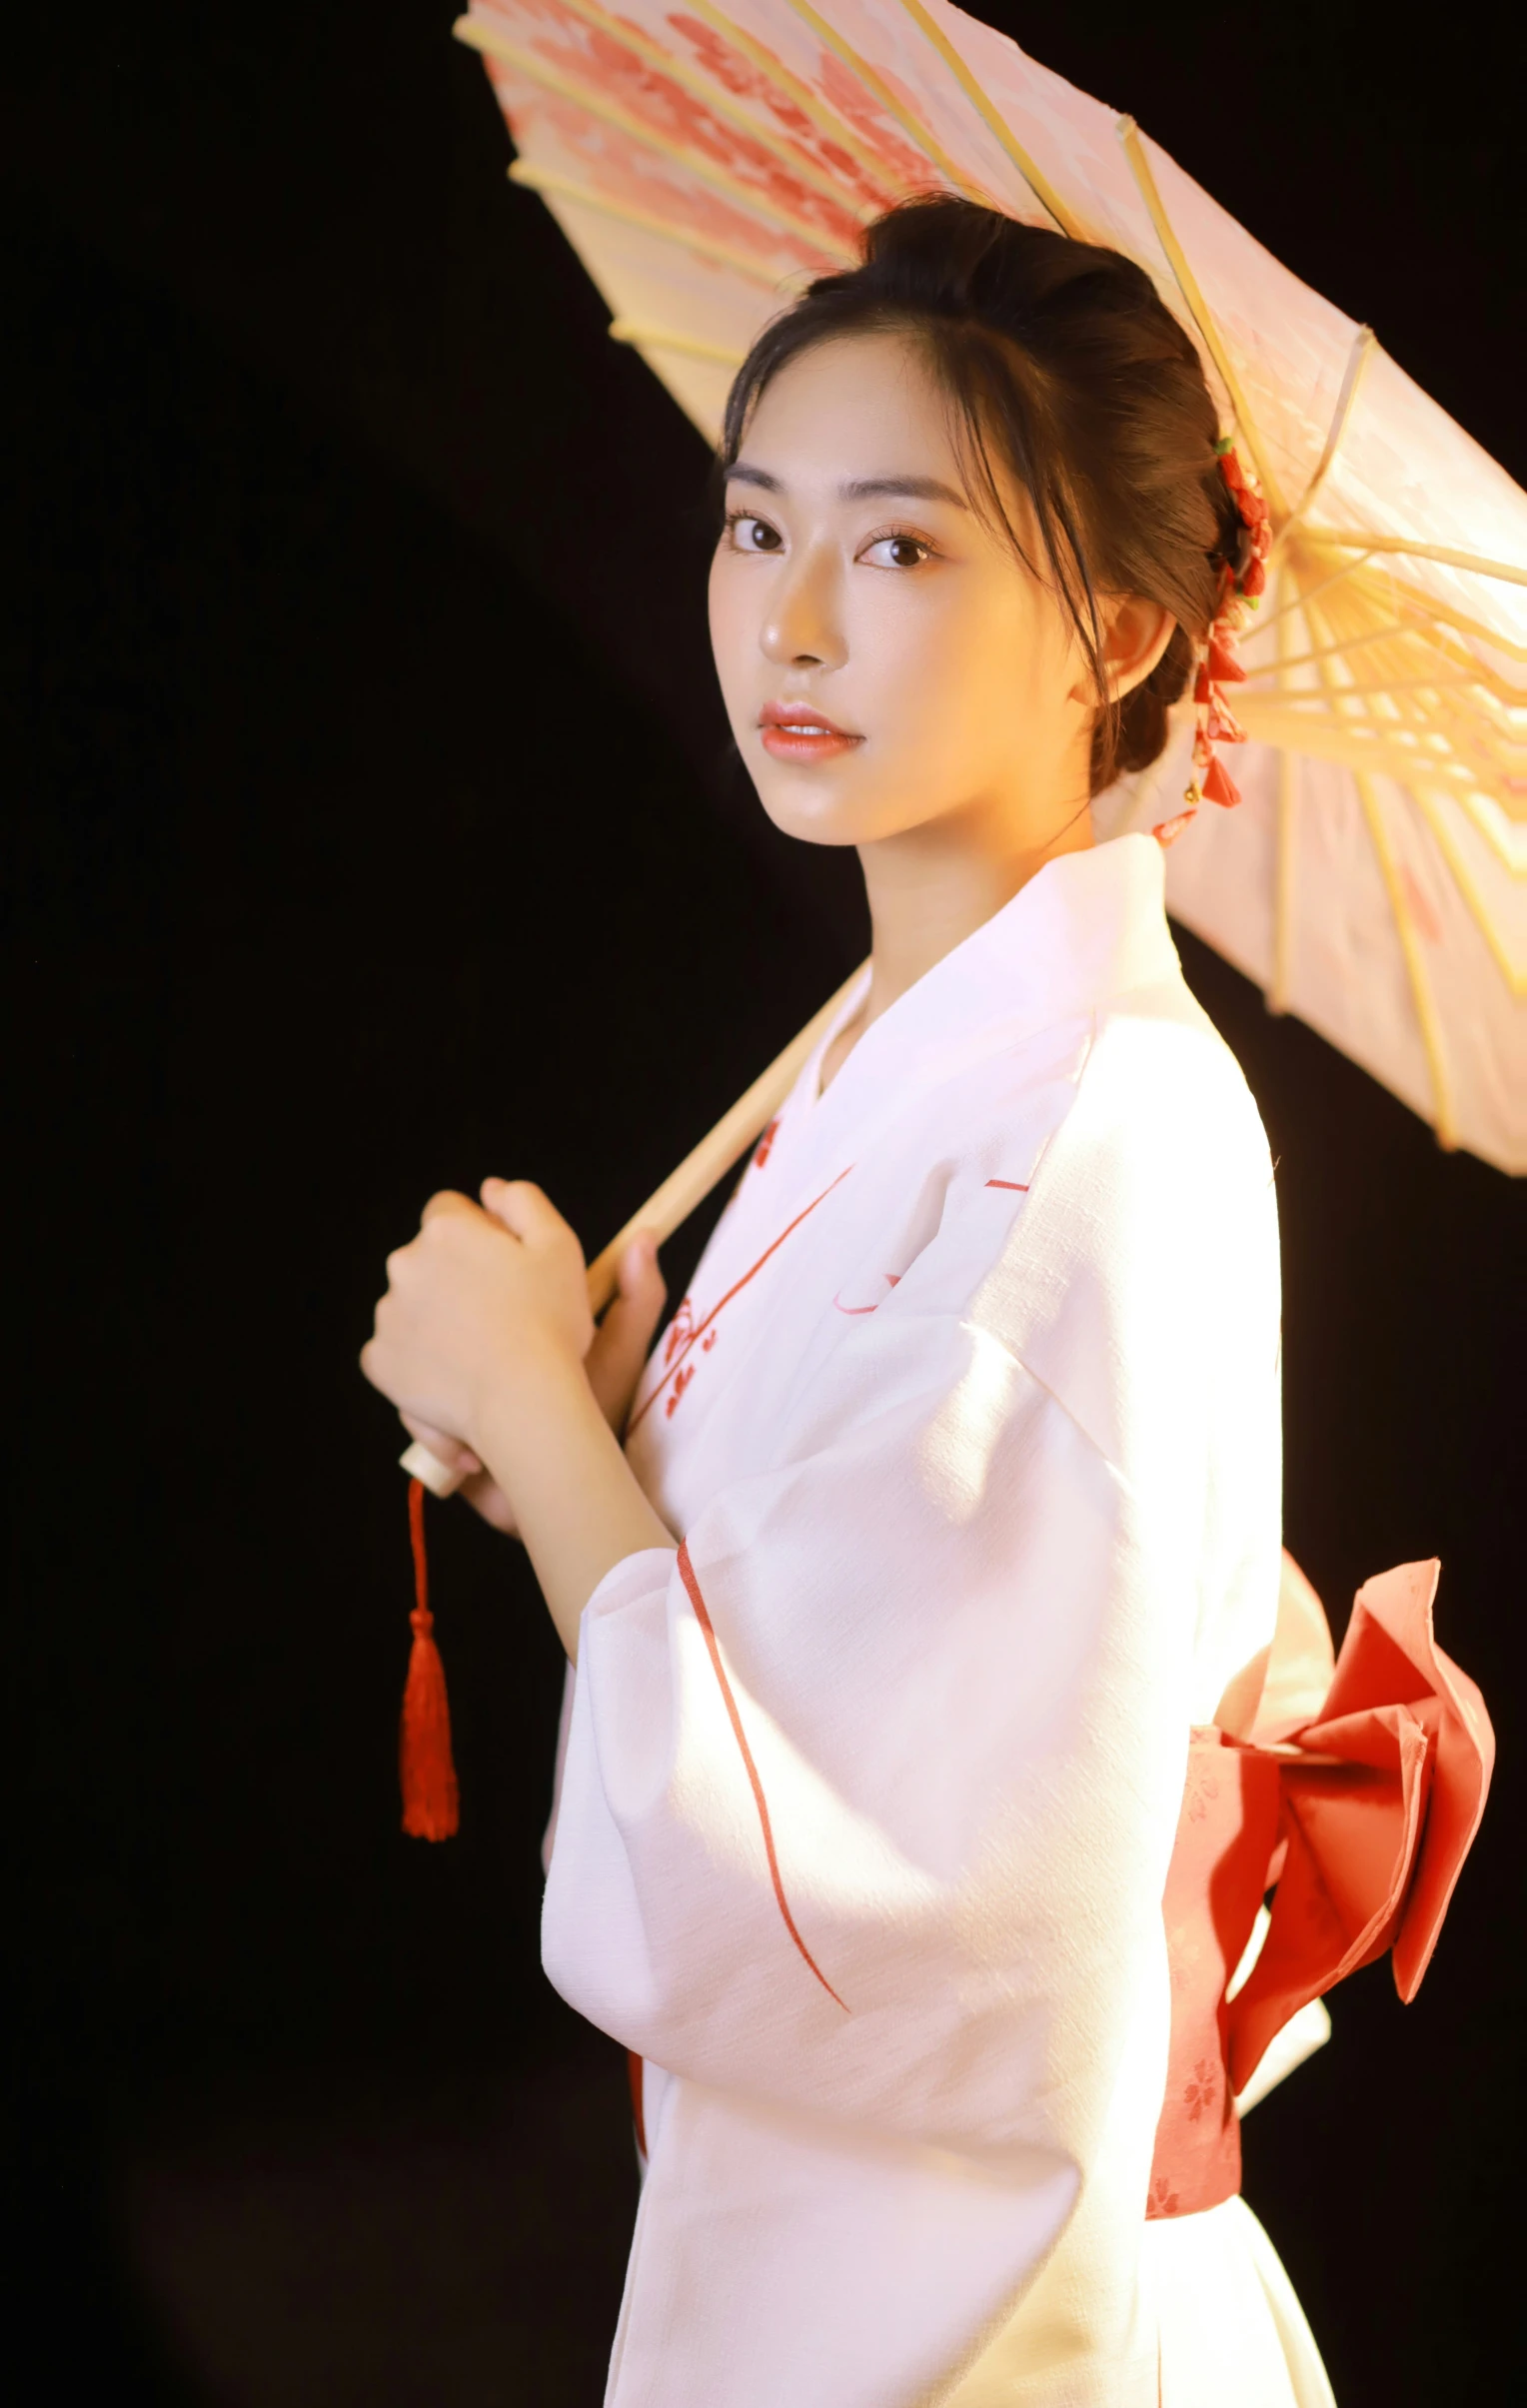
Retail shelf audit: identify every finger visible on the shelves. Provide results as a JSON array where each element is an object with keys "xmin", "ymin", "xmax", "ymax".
[
  {"xmin": 361, "ymin": 1335, "xmax": 414, "ymax": 1409},
  {"xmin": 477, "ymin": 1177, "xmax": 523, "ymax": 1237},
  {"xmin": 480, "ymin": 1177, "xmax": 581, "ymax": 1258},
  {"xmin": 420, "ymin": 1189, "xmax": 482, "ymax": 1228},
  {"xmin": 616, "ymin": 1231, "xmax": 666, "ymax": 1320},
  {"xmin": 399, "ymin": 1413, "xmax": 483, "ymax": 1479},
  {"xmin": 458, "ymin": 1466, "xmax": 523, "ymax": 1539},
  {"xmin": 587, "ymin": 1234, "xmax": 667, "ymax": 1424}
]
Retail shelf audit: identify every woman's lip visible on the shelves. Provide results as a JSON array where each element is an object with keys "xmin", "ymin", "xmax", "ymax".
[
  {"xmin": 759, "ymin": 702, "xmax": 855, "ymax": 734},
  {"xmin": 759, "ymin": 723, "xmax": 863, "ymax": 761},
  {"xmin": 758, "ymin": 702, "xmax": 863, "ymax": 761}
]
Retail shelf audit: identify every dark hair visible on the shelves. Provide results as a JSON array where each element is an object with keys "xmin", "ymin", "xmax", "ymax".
[{"xmin": 720, "ymin": 196, "xmax": 1246, "ymax": 796}]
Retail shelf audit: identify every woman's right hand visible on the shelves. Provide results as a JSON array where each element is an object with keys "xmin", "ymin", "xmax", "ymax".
[{"xmin": 399, "ymin": 1232, "xmax": 668, "ymax": 1538}]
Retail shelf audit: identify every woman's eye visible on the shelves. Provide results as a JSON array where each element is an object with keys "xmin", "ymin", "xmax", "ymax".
[
  {"xmin": 729, "ymin": 515, "xmax": 783, "ymax": 554},
  {"xmin": 862, "ymin": 535, "xmax": 932, "ymax": 570}
]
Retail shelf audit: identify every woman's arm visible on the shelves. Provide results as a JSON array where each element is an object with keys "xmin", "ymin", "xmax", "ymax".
[
  {"xmin": 474, "ymin": 1352, "xmax": 676, "ymax": 1663},
  {"xmin": 360, "ymin": 1180, "xmax": 676, "ymax": 1663}
]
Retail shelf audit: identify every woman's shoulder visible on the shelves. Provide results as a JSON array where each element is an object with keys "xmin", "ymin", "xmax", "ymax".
[
  {"xmin": 912, "ymin": 974, "xmax": 1271, "ymax": 1292},
  {"xmin": 1060, "ymin": 972, "xmax": 1272, "ymax": 1204},
  {"xmin": 962, "ymin": 978, "xmax": 1279, "ymax": 1476}
]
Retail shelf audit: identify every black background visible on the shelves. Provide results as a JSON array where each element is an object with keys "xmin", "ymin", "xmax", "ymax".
[{"xmin": 4, "ymin": 3, "xmax": 1522, "ymax": 2399}]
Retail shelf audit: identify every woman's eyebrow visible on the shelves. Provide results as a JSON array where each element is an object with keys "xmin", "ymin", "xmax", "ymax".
[
  {"xmin": 724, "ymin": 464, "xmax": 968, "ymax": 509},
  {"xmin": 840, "ymin": 474, "xmax": 968, "ymax": 508}
]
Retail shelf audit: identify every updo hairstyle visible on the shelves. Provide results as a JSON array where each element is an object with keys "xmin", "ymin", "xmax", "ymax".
[{"xmin": 721, "ymin": 196, "xmax": 1248, "ymax": 796}]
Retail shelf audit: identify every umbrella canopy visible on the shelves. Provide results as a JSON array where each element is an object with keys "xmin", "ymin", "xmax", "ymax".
[{"xmin": 454, "ymin": 0, "xmax": 1526, "ymax": 1172}]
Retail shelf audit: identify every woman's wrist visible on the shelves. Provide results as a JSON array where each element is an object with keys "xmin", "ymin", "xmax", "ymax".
[{"xmin": 472, "ymin": 1343, "xmax": 676, "ymax": 1665}]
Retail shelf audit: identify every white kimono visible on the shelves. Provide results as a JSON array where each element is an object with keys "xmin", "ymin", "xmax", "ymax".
[{"xmin": 541, "ymin": 835, "xmax": 1331, "ymax": 2406}]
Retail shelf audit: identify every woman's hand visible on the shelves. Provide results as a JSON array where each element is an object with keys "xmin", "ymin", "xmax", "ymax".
[
  {"xmin": 362, "ymin": 1180, "xmax": 598, "ymax": 1462},
  {"xmin": 364, "ymin": 1180, "xmax": 679, "ymax": 1662},
  {"xmin": 396, "ymin": 1228, "xmax": 668, "ymax": 1535}
]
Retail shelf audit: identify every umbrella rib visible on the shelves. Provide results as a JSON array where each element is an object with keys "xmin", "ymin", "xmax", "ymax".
[
  {"xmin": 1285, "ymin": 584, "xmax": 1527, "ymax": 704},
  {"xmin": 1115, "ymin": 117, "xmax": 1285, "ymax": 519},
  {"xmin": 1268, "ymin": 673, "xmax": 1475, "ymax": 700},
  {"xmin": 1304, "ymin": 532, "xmax": 1527, "ymax": 590},
  {"xmin": 456, "ymin": 20, "xmax": 860, "ymax": 261},
  {"xmin": 1252, "ymin": 550, "xmax": 1374, "ymax": 635},
  {"xmin": 681, "ymin": 0, "xmax": 918, "ymax": 197},
  {"xmin": 1236, "ymin": 693, "xmax": 1474, "ymax": 785},
  {"xmin": 1362, "ymin": 676, "xmax": 1468, "ymax": 767},
  {"xmin": 508, "ymin": 159, "xmax": 792, "ymax": 288},
  {"xmin": 779, "ymin": 0, "xmax": 991, "ymax": 201},
  {"xmin": 1271, "ymin": 705, "xmax": 1460, "ymax": 761},
  {"xmin": 890, "ymin": 0, "xmax": 1079, "ymax": 234},
  {"xmin": 1258, "ymin": 589, "xmax": 1525, "ymax": 744},
  {"xmin": 1267, "ymin": 549, "xmax": 1527, "ymax": 669},
  {"xmin": 1408, "ymin": 685, "xmax": 1520, "ymax": 806},
  {"xmin": 1242, "ymin": 688, "xmax": 1445, "ymax": 741},
  {"xmin": 1270, "ymin": 572, "xmax": 1296, "ymax": 1013},
  {"xmin": 1411, "ymin": 789, "xmax": 1524, "ymax": 994},
  {"xmin": 1461, "ymin": 666, "xmax": 1527, "ymax": 714},
  {"xmin": 1240, "ymin": 620, "xmax": 1482, "ymax": 683},
  {"xmin": 1462, "ymin": 792, "xmax": 1527, "ymax": 872},
  {"xmin": 1272, "ymin": 325, "xmax": 1376, "ymax": 555},
  {"xmin": 457, "ymin": 2, "xmax": 888, "ymax": 219},
  {"xmin": 610, "ymin": 317, "xmax": 747, "ymax": 363},
  {"xmin": 1241, "ymin": 679, "xmax": 1447, "ymax": 730},
  {"xmin": 1378, "ymin": 575, "xmax": 1527, "ymax": 666},
  {"xmin": 1295, "ymin": 555, "xmax": 1458, "ymax": 1147},
  {"xmin": 1353, "ymin": 770, "xmax": 1458, "ymax": 1148},
  {"xmin": 1241, "ymin": 620, "xmax": 1409, "ymax": 678}
]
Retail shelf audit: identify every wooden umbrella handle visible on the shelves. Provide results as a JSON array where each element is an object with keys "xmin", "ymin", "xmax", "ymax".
[{"xmin": 399, "ymin": 964, "xmax": 867, "ymax": 1499}]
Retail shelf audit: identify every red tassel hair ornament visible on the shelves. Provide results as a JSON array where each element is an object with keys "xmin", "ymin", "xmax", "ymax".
[
  {"xmin": 400, "ymin": 1476, "xmax": 460, "ymax": 1839},
  {"xmin": 1154, "ymin": 438, "xmax": 1273, "ymax": 849}
]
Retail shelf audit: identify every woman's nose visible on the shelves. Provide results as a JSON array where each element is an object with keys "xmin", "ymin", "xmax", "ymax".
[{"xmin": 760, "ymin": 553, "xmax": 845, "ymax": 670}]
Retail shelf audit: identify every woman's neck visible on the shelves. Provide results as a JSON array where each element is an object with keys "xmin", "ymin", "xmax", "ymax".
[{"xmin": 818, "ymin": 795, "xmax": 1093, "ymax": 1093}]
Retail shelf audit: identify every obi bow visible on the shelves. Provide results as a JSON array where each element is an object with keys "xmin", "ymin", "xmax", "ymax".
[{"xmin": 1148, "ymin": 1556, "xmax": 1493, "ymax": 2220}]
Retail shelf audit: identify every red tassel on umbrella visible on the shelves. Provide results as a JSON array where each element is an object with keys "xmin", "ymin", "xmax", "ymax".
[{"xmin": 401, "ymin": 1477, "xmax": 460, "ymax": 1839}]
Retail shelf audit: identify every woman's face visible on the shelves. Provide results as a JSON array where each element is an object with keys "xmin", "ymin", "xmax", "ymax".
[{"xmin": 708, "ymin": 330, "xmax": 1165, "ymax": 855}]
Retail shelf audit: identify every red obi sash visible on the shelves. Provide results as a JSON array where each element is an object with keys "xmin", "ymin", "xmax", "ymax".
[{"xmin": 1147, "ymin": 1555, "xmax": 1492, "ymax": 2219}]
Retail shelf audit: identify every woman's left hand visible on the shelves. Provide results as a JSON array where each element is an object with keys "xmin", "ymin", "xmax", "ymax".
[{"xmin": 361, "ymin": 1179, "xmax": 595, "ymax": 1456}]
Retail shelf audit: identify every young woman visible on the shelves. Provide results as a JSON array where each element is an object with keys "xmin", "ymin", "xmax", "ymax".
[{"xmin": 359, "ymin": 200, "xmax": 1419, "ymax": 2403}]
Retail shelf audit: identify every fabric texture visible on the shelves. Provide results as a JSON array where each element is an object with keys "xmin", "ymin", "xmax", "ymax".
[
  {"xmin": 541, "ymin": 836, "xmax": 1309, "ymax": 2406},
  {"xmin": 1147, "ymin": 2198, "xmax": 1336, "ymax": 2408}
]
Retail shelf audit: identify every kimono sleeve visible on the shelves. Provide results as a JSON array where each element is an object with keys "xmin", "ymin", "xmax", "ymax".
[{"xmin": 540, "ymin": 1004, "xmax": 1277, "ymax": 2186}]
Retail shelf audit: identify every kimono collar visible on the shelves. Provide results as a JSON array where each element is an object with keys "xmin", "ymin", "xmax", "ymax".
[{"xmin": 801, "ymin": 833, "xmax": 1181, "ymax": 1134}]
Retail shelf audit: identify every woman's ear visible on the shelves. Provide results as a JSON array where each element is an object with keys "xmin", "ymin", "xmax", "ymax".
[{"xmin": 1100, "ymin": 595, "xmax": 1177, "ymax": 701}]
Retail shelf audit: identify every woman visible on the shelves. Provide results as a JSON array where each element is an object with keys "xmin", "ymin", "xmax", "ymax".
[{"xmin": 360, "ymin": 201, "xmax": 1363, "ymax": 2403}]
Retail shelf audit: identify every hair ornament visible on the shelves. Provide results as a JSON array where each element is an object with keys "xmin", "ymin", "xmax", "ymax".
[{"xmin": 1153, "ymin": 438, "xmax": 1272, "ymax": 846}]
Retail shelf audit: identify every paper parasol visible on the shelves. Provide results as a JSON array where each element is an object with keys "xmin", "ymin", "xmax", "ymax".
[{"xmin": 450, "ymin": 0, "xmax": 1525, "ymax": 1177}]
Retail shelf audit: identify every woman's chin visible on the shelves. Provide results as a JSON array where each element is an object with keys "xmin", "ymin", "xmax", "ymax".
[{"xmin": 750, "ymin": 762, "xmax": 917, "ymax": 850}]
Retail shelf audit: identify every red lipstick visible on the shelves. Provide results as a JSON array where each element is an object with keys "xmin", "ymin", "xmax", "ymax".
[{"xmin": 758, "ymin": 700, "xmax": 863, "ymax": 762}]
